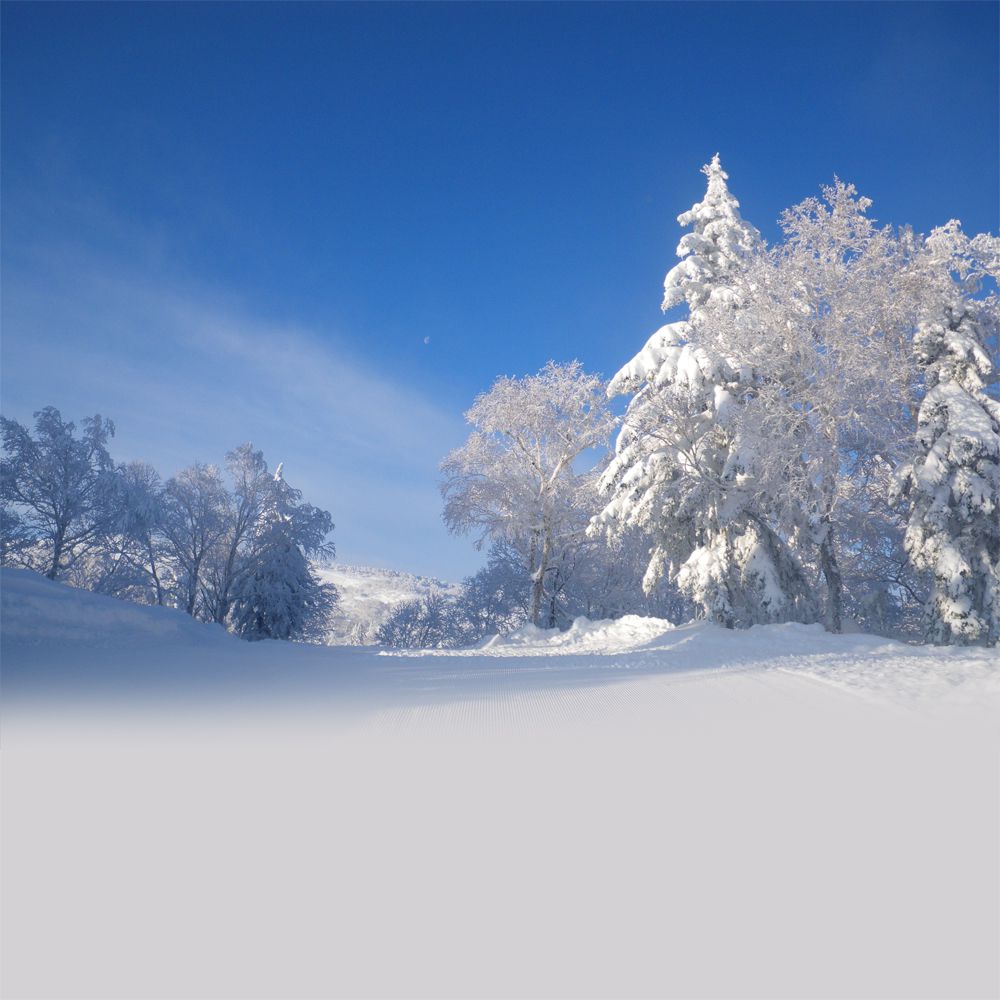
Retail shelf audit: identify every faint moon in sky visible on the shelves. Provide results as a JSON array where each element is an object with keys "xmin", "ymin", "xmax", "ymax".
[{"xmin": 423, "ymin": 336, "xmax": 431, "ymax": 345}]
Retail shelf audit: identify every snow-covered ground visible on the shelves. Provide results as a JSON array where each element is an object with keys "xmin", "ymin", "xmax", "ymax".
[
  {"xmin": 3, "ymin": 568, "xmax": 999, "ymax": 999},
  {"xmin": 313, "ymin": 561, "xmax": 460, "ymax": 642}
]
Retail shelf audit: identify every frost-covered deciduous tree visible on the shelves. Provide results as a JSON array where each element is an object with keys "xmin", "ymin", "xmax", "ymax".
[
  {"xmin": 696, "ymin": 180, "xmax": 931, "ymax": 631},
  {"xmin": 374, "ymin": 591, "xmax": 461, "ymax": 649},
  {"xmin": 377, "ymin": 527, "xmax": 693, "ymax": 651},
  {"xmin": 161, "ymin": 463, "xmax": 231, "ymax": 616},
  {"xmin": 560, "ymin": 520, "xmax": 693, "ymax": 624},
  {"xmin": 0, "ymin": 404, "xmax": 341, "ymax": 642},
  {"xmin": 376, "ymin": 544, "xmax": 530, "ymax": 649},
  {"xmin": 203, "ymin": 443, "xmax": 278, "ymax": 625},
  {"xmin": 114, "ymin": 461, "xmax": 171, "ymax": 605},
  {"xmin": 594, "ymin": 156, "xmax": 814, "ymax": 628},
  {"xmin": 896, "ymin": 224, "xmax": 1000, "ymax": 645},
  {"xmin": 441, "ymin": 360, "xmax": 615, "ymax": 627},
  {"xmin": 0, "ymin": 407, "xmax": 117, "ymax": 579},
  {"xmin": 836, "ymin": 455, "xmax": 926, "ymax": 636},
  {"xmin": 453, "ymin": 541, "xmax": 531, "ymax": 640},
  {"xmin": 66, "ymin": 460, "xmax": 171, "ymax": 603},
  {"xmin": 0, "ymin": 505, "xmax": 34, "ymax": 568},
  {"xmin": 228, "ymin": 464, "xmax": 336, "ymax": 641}
]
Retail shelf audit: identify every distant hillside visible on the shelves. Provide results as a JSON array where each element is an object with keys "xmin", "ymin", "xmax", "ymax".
[{"xmin": 313, "ymin": 563, "xmax": 461, "ymax": 643}]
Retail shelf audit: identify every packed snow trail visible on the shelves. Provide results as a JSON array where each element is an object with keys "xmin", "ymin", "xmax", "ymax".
[{"xmin": 3, "ymin": 569, "xmax": 998, "ymax": 999}]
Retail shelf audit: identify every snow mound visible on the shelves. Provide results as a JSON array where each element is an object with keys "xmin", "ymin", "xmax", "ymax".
[
  {"xmin": 1, "ymin": 568, "xmax": 229, "ymax": 649},
  {"xmin": 482, "ymin": 614, "xmax": 676, "ymax": 654}
]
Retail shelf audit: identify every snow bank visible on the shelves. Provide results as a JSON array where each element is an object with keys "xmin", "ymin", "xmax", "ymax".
[
  {"xmin": 405, "ymin": 613, "xmax": 1000, "ymax": 707},
  {"xmin": 1, "ymin": 568, "xmax": 228, "ymax": 648},
  {"xmin": 481, "ymin": 613, "xmax": 676, "ymax": 653}
]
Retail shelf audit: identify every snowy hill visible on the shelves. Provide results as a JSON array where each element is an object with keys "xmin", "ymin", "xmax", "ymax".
[
  {"xmin": 1, "ymin": 566, "xmax": 230, "ymax": 649},
  {"xmin": 3, "ymin": 568, "xmax": 1000, "ymax": 1000},
  {"xmin": 313, "ymin": 562, "xmax": 461, "ymax": 643}
]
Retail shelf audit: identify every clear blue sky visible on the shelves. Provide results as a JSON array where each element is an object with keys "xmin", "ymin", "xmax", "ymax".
[{"xmin": 2, "ymin": 1, "xmax": 997, "ymax": 579}]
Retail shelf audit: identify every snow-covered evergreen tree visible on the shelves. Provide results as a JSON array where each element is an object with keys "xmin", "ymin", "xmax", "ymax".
[
  {"xmin": 661, "ymin": 153, "xmax": 761, "ymax": 320},
  {"xmin": 695, "ymin": 188, "xmax": 998, "ymax": 639},
  {"xmin": 897, "ymin": 224, "xmax": 1000, "ymax": 644},
  {"xmin": 594, "ymin": 156, "xmax": 814, "ymax": 627},
  {"xmin": 229, "ymin": 464, "xmax": 336, "ymax": 641}
]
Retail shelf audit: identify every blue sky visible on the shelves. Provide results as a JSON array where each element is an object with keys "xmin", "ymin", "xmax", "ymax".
[{"xmin": 2, "ymin": 1, "xmax": 997, "ymax": 579}]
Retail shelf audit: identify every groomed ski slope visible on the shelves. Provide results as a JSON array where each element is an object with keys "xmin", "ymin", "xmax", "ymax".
[{"xmin": 3, "ymin": 568, "xmax": 999, "ymax": 999}]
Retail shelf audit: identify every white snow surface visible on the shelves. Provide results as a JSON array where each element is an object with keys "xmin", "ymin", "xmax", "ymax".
[
  {"xmin": 3, "ymin": 568, "xmax": 999, "ymax": 999},
  {"xmin": 402, "ymin": 609, "xmax": 1000, "ymax": 707}
]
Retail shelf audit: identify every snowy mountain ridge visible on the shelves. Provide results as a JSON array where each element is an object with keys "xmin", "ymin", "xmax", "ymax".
[{"xmin": 313, "ymin": 561, "xmax": 461, "ymax": 643}]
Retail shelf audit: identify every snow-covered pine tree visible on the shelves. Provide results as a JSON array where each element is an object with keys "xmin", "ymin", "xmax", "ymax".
[
  {"xmin": 593, "ymin": 155, "xmax": 815, "ymax": 627},
  {"xmin": 661, "ymin": 153, "xmax": 762, "ymax": 320},
  {"xmin": 229, "ymin": 464, "xmax": 336, "ymax": 641},
  {"xmin": 898, "ymin": 224, "xmax": 1000, "ymax": 644}
]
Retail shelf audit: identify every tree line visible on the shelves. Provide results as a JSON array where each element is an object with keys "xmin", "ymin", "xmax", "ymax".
[
  {"xmin": 4, "ymin": 157, "xmax": 997, "ymax": 648},
  {"xmin": 0, "ymin": 410, "xmax": 336, "ymax": 641},
  {"xmin": 431, "ymin": 157, "xmax": 1000, "ymax": 646}
]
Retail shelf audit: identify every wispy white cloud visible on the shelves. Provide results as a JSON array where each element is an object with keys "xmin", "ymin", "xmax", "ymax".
[{"xmin": 1, "ymin": 239, "xmax": 481, "ymax": 579}]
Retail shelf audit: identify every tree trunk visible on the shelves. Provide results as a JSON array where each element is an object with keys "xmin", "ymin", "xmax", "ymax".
[
  {"xmin": 214, "ymin": 543, "xmax": 239, "ymax": 624},
  {"xmin": 48, "ymin": 528, "xmax": 65, "ymax": 580},
  {"xmin": 819, "ymin": 518, "xmax": 843, "ymax": 633},
  {"xmin": 148, "ymin": 540, "xmax": 164, "ymax": 606},
  {"xmin": 185, "ymin": 554, "xmax": 202, "ymax": 616},
  {"xmin": 529, "ymin": 532, "xmax": 551, "ymax": 627},
  {"xmin": 530, "ymin": 572, "xmax": 544, "ymax": 628}
]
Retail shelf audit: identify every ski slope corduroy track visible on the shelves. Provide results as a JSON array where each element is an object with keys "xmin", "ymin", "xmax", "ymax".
[{"xmin": 3, "ymin": 568, "xmax": 999, "ymax": 1000}]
